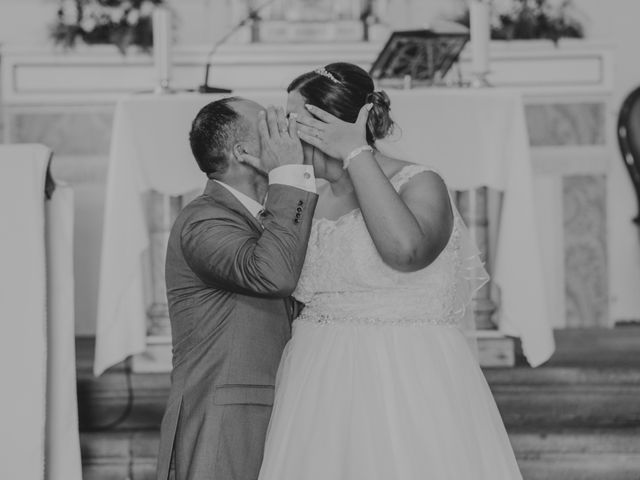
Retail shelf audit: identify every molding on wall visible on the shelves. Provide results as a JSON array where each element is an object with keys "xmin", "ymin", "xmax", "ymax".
[{"xmin": 1, "ymin": 40, "xmax": 614, "ymax": 105}]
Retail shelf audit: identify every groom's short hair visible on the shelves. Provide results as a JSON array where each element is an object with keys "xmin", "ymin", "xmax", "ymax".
[{"xmin": 189, "ymin": 97, "xmax": 246, "ymax": 175}]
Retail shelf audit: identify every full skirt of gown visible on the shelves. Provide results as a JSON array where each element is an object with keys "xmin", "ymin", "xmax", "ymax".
[{"xmin": 258, "ymin": 165, "xmax": 523, "ymax": 480}]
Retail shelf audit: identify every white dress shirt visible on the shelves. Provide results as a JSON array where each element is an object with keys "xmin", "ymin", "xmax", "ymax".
[{"xmin": 214, "ymin": 165, "xmax": 315, "ymax": 217}]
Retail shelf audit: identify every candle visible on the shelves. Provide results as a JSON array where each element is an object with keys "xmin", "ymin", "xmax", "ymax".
[
  {"xmin": 470, "ymin": 1, "xmax": 490, "ymax": 75},
  {"xmin": 230, "ymin": 0, "xmax": 246, "ymax": 25},
  {"xmin": 351, "ymin": 0, "xmax": 362, "ymax": 20},
  {"xmin": 152, "ymin": 6, "xmax": 172, "ymax": 91},
  {"xmin": 374, "ymin": 0, "xmax": 389, "ymax": 20}
]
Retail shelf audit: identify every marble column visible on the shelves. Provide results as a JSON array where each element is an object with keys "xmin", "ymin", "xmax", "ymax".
[
  {"xmin": 145, "ymin": 191, "xmax": 182, "ymax": 337},
  {"xmin": 526, "ymin": 102, "xmax": 609, "ymax": 327}
]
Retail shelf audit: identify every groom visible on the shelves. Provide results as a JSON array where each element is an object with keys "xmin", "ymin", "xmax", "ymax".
[{"xmin": 156, "ymin": 97, "xmax": 317, "ymax": 480}]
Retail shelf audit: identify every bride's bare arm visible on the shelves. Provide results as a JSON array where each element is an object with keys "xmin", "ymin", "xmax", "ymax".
[
  {"xmin": 297, "ymin": 103, "xmax": 453, "ymax": 272},
  {"xmin": 347, "ymin": 156, "xmax": 453, "ymax": 272}
]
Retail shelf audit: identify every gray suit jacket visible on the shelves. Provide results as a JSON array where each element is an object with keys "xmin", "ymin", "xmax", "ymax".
[{"xmin": 156, "ymin": 179, "xmax": 318, "ymax": 480}]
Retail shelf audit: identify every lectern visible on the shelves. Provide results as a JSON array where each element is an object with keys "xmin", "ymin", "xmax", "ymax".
[{"xmin": 369, "ymin": 25, "xmax": 469, "ymax": 88}]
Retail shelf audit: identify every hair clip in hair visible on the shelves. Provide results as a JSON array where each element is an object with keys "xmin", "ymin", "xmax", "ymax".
[{"xmin": 314, "ymin": 67, "xmax": 341, "ymax": 84}]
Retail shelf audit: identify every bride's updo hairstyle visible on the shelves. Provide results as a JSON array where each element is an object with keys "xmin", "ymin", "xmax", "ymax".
[{"xmin": 287, "ymin": 62, "xmax": 394, "ymax": 145}]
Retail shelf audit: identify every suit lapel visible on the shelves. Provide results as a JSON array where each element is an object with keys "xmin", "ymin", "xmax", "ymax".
[{"xmin": 203, "ymin": 179, "xmax": 263, "ymax": 232}]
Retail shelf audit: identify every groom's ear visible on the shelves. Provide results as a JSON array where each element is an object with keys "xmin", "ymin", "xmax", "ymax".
[
  {"xmin": 233, "ymin": 142, "xmax": 264, "ymax": 173},
  {"xmin": 231, "ymin": 142, "xmax": 247, "ymax": 162}
]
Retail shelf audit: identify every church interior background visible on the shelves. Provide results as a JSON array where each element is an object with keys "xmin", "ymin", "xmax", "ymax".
[{"xmin": 1, "ymin": 0, "xmax": 639, "ymax": 479}]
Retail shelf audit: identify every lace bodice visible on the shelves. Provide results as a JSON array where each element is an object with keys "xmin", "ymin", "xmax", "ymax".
[{"xmin": 293, "ymin": 165, "xmax": 489, "ymax": 327}]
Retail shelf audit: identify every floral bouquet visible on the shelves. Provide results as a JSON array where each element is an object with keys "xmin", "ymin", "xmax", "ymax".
[
  {"xmin": 455, "ymin": 0, "xmax": 585, "ymax": 43},
  {"xmin": 51, "ymin": 0, "xmax": 166, "ymax": 54}
]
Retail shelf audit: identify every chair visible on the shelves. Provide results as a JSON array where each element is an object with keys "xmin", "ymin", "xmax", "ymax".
[{"xmin": 617, "ymin": 86, "xmax": 640, "ymax": 225}]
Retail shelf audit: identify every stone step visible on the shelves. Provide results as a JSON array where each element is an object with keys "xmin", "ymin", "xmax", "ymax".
[
  {"xmin": 78, "ymin": 365, "xmax": 640, "ymax": 431},
  {"xmin": 77, "ymin": 371, "xmax": 168, "ymax": 431},
  {"xmin": 80, "ymin": 429, "xmax": 640, "ymax": 480},
  {"xmin": 491, "ymin": 366, "xmax": 640, "ymax": 426},
  {"xmin": 81, "ymin": 431, "xmax": 156, "ymax": 480},
  {"xmin": 514, "ymin": 430, "xmax": 640, "ymax": 480},
  {"xmin": 76, "ymin": 327, "xmax": 640, "ymax": 478}
]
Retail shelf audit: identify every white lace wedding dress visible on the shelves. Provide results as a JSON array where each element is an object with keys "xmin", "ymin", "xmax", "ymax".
[{"xmin": 258, "ymin": 165, "xmax": 523, "ymax": 480}]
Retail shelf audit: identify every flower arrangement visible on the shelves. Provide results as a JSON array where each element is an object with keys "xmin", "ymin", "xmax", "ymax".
[
  {"xmin": 456, "ymin": 0, "xmax": 585, "ymax": 43},
  {"xmin": 51, "ymin": 0, "xmax": 166, "ymax": 54}
]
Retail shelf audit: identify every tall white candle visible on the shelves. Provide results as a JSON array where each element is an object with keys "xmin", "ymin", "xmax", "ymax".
[
  {"xmin": 351, "ymin": 0, "xmax": 362, "ymax": 20},
  {"xmin": 230, "ymin": 0, "xmax": 246, "ymax": 25},
  {"xmin": 470, "ymin": 1, "xmax": 490, "ymax": 75},
  {"xmin": 374, "ymin": 0, "xmax": 389, "ymax": 20},
  {"xmin": 152, "ymin": 6, "xmax": 172, "ymax": 91}
]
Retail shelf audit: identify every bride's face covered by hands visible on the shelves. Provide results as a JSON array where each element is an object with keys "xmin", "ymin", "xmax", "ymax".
[{"xmin": 286, "ymin": 89, "xmax": 344, "ymax": 181}]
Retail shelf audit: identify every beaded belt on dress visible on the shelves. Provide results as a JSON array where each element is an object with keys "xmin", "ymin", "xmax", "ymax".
[
  {"xmin": 295, "ymin": 310, "xmax": 460, "ymax": 327},
  {"xmin": 293, "ymin": 290, "xmax": 461, "ymax": 327}
]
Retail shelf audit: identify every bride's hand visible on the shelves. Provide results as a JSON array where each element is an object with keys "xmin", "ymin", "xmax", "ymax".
[
  {"xmin": 238, "ymin": 106, "xmax": 303, "ymax": 174},
  {"xmin": 296, "ymin": 103, "xmax": 372, "ymax": 163}
]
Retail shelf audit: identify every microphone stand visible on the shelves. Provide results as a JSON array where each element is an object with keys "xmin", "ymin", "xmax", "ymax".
[{"xmin": 198, "ymin": 0, "xmax": 277, "ymax": 93}]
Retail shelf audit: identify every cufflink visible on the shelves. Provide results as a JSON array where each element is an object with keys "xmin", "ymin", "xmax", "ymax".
[{"xmin": 303, "ymin": 172, "xmax": 311, "ymax": 180}]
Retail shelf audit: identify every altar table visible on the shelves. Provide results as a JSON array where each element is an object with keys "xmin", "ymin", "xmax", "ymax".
[{"xmin": 94, "ymin": 89, "xmax": 555, "ymax": 375}]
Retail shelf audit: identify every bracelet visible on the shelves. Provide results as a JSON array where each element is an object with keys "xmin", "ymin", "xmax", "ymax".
[{"xmin": 343, "ymin": 145, "xmax": 374, "ymax": 170}]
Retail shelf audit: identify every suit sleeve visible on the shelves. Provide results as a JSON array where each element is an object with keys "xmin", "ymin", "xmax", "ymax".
[{"xmin": 181, "ymin": 184, "xmax": 318, "ymax": 297}]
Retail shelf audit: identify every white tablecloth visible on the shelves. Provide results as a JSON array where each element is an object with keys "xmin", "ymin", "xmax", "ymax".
[
  {"xmin": 95, "ymin": 89, "xmax": 555, "ymax": 375},
  {"xmin": 0, "ymin": 144, "xmax": 81, "ymax": 480},
  {"xmin": 45, "ymin": 183, "xmax": 82, "ymax": 480}
]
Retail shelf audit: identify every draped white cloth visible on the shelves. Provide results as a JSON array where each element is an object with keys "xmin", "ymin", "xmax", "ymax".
[
  {"xmin": 94, "ymin": 89, "xmax": 554, "ymax": 375},
  {"xmin": 45, "ymin": 184, "xmax": 82, "ymax": 480},
  {"xmin": 0, "ymin": 144, "xmax": 49, "ymax": 480},
  {"xmin": 0, "ymin": 144, "xmax": 81, "ymax": 480}
]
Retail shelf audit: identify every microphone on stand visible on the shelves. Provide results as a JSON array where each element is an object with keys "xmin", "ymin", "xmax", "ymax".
[{"xmin": 198, "ymin": 0, "xmax": 277, "ymax": 93}]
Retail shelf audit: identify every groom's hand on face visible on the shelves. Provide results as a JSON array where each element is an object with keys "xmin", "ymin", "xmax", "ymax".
[{"xmin": 239, "ymin": 106, "xmax": 303, "ymax": 173}]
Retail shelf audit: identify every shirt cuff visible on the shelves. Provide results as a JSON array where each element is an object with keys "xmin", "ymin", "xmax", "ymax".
[{"xmin": 269, "ymin": 165, "xmax": 316, "ymax": 194}]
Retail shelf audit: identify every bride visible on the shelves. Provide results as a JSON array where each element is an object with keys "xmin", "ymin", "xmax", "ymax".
[{"xmin": 256, "ymin": 63, "xmax": 523, "ymax": 479}]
